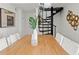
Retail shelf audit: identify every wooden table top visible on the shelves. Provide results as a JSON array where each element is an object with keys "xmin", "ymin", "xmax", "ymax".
[{"xmin": 0, "ymin": 35, "xmax": 68, "ymax": 55}]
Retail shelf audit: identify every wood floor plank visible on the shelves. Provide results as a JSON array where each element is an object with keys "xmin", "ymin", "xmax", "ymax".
[{"xmin": 0, "ymin": 35, "xmax": 68, "ymax": 55}]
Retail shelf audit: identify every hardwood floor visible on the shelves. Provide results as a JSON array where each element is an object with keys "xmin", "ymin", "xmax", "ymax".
[{"xmin": 0, "ymin": 35, "xmax": 68, "ymax": 55}]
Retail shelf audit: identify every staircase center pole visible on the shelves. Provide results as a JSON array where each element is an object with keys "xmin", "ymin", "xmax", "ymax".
[{"xmin": 51, "ymin": 7, "xmax": 53, "ymax": 35}]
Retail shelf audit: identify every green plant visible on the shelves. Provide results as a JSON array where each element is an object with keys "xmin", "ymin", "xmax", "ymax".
[{"xmin": 29, "ymin": 17, "xmax": 37, "ymax": 30}]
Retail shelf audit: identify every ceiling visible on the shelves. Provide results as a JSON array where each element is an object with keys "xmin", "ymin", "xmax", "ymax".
[
  {"xmin": 12, "ymin": 3, "xmax": 64, "ymax": 13},
  {"xmin": 12, "ymin": 3, "xmax": 39, "ymax": 12}
]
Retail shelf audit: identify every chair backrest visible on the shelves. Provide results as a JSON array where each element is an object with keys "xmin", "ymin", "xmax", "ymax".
[
  {"xmin": 76, "ymin": 47, "xmax": 79, "ymax": 55},
  {"xmin": 61, "ymin": 37, "xmax": 79, "ymax": 55},
  {"xmin": 0, "ymin": 37, "xmax": 8, "ymax": 51},
  {"xmin": 9, "ymin": 34, "xmax": 17, "ymax": 44},
  {"xmin": 55, "ymin": 33, "xmax": 64, "ymax": 45},
  {"xmin": 15, "ymin": 33, "xmax": 20, "ymax": 40},
  {"xmin": 7, "ymin": 36, "xmax": 11, "ymax": 46}
]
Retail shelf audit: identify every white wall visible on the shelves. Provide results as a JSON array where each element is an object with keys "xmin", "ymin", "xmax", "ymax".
[
  {"xmin": 0, "ymin": 3, "xmax": 23, "ymax": 38},
  {"xmin": 21, "ymin": 11, "xmax": 36, "ymax": 36},
  {"xmin": 51, "ymin": 3, "xmax": 79, "ymax": 44},
  {"xmin": 0, "ymin": 3, "xmax": 39, "ymax": 38},
  {"xmin": 53, "ymin": 12, "xmax": 62, "ymax": 33},
  {"xmin": 60, "ymin": 3, "xmax": 79, "ymax": 44},
  {"xmin": 0, "ymin": 3, "xmax": 16, "ymax": 38},
  {"xmin": 15, "ymin": 8, "xmax": 23, "ymax": 37}
]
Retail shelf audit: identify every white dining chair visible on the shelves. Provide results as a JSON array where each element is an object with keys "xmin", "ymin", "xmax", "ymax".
[
  {"xmin": 76, "ymin": 47, "xmax": 79, "ymax": 55},
  {"xmin": 55, "ymin": 33, "xmax": 64, "ymax": 45},
  {"xmin": 0, "ymin": 37, "xmax": 8, "ymax": 51},
  {"xmin": 61, "ymin": 37, "xmax": 79, "ymax": 55},
  {"xmin": 9, "ymin": 34, "xmax": 17, "ymax": 44},
  {"xmin": 7, "ymin": 36, "xmax": 12, "ymax": 46},
  {"xmin": 15, "ymin": 33, "xmax": 20, "ymax": 40}
]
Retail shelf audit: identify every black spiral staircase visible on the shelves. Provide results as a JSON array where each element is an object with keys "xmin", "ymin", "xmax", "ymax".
[{"xmin": 38, "ymin": 6, "xmax": 63, "ymax": 37}]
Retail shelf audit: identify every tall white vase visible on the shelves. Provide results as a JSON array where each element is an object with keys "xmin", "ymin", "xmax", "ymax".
[
  {"xmin": 31, "ymin": 28, "xmax": 38, "ymax": 46},
  {"xmin": 31, "ymin": 8, "xmax": 38, "ymax": 46}
]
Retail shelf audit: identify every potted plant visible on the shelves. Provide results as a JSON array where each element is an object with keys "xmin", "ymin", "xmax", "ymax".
[{"xmin": 29, "ymin": 16, "xmax": 38, "ymax": 46}]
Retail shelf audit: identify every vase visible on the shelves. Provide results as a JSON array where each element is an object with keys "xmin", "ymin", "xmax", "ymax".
[{"xmin": 31, "ymin": 28, "xmax": 38, "ymax": 46}]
